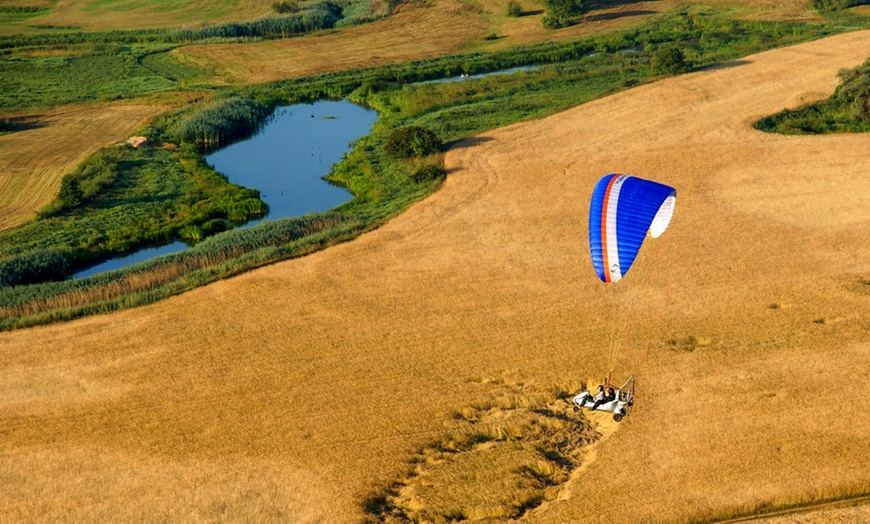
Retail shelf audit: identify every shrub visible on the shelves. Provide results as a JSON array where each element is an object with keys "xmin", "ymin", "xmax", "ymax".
[
  {"xmin": 507, "ymin": 0, "xmax": 523, "ymax": 17},
  {"xmin": 411, "ymin": 164, "xmax": 446, "ymax": 183},
  {"xmin": 542, "ymin": 0, "xmax": 584, "ymax": 28},
  {"xmin": 542, "ymin": 15, "xmax": 568, "ymax": 29},
  {"xmin": 383, "ymin": 126, "xmax": 443, "ymax": 159},
  {"xmin": 652, "ymin": 45, "xmax": 689, "ymax": 74}
]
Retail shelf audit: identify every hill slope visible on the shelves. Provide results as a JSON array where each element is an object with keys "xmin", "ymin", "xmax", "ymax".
[{"xmin": 0, "ymin": 30, "xmax": 869, "ymax": 522}]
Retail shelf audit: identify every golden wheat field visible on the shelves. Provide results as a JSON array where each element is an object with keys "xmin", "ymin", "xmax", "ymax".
[{"xmin": 1, "ymin": 29, "xmax": 869, "ymax": 522}]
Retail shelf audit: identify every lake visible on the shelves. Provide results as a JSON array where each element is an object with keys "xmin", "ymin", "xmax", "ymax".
[{"xmin": 206, "ymin": 100, "xmax": 379, "ymax": 224}]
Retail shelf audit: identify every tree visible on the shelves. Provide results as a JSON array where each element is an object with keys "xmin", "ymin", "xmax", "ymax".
[
  {"xmin": 652, "ymin": 45, "xmax": 689, "ymax": 75},
  {"xmin": 541, "ymin": 0, "xmax": 584, "ymax": 28},
  {"xmin": 58, "ymin": 175, "xmax": 84, "ymax": 210},
  {"xmin": 507, "ymin": 0, "xmax": 522, "ymax": 17}
]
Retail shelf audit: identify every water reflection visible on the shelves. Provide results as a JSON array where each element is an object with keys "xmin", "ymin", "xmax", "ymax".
[{"xmin": 206, "ymin": 100, "xmax": 378, "ymax": 223}]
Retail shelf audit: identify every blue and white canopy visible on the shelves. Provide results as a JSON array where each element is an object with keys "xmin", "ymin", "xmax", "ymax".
[{"xmin": 588, "ymin": 174, "xmax": 676, "ymax": 283}]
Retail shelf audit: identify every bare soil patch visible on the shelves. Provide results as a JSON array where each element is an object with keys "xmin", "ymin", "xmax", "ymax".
[{"xmin": 0, "ymin": 31, "xmax": 869, "ymax": 523}]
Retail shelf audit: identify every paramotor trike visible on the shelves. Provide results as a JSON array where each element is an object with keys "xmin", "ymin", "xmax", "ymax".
[{"xmin": 573, "ymin": 375, "xmax": 635, "ymax": 422}]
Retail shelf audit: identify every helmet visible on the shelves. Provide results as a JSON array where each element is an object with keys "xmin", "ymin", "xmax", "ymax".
[{"xmin": 598, "ymin": 385, "xmax": 604, "ymax": 390}]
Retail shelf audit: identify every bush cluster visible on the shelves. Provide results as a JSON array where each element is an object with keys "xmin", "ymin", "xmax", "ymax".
[
  {"xmin": 542, "ymin": 0, "xmax": 585, "ymax": 29},
  {"xmin": 836, "ymin": 57, "xmax": 870, "ymax": 123},
  {"xmin": 47, "ymin": 152, "xmax": 120, "ymax": 213},
  {"xmin": 411, "ymin": 164, "xmax": 447, "ymax": 183},
  {"xmin": 755, "ymin": 58, "xmax": 870, "ymax": 134}
]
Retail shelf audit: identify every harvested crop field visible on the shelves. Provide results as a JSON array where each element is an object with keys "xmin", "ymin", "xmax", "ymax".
[
  {"xmin": 174, "ymin": 0, "xmax": 685, "ymax": 84},
  {"xmin": 0, "ymin": 103, "xmax": 168, "ymax": 231},
  {"xmin": 1, "ymin": 30, "xmax": 869, "ymax": 523},
  {"xmin": 2, "ymin": 0, "xmax": 274, "ymax": 34},
  {"xmin": 173, "ymin": 0, "xmax": 821, "ymax": 86}
]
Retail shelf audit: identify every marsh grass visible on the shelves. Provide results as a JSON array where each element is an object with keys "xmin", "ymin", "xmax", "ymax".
[
  {"xmin": 365, "ymin": 383, "xmax": 599, "ymax": 522},
  {"xmin": 0, "ymin": 213, "xmax": 362, "ymax": 329}
]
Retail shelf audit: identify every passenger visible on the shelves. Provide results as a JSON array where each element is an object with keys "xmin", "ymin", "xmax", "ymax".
[
  {"xmin": 592, "ymin": 386, "xmax": 615, "ymax": 411},
  {"xmin": 581, "ymin": 385, "xmax": 605, "ymax": 409}
]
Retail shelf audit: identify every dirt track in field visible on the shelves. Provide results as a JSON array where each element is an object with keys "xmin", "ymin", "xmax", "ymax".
[
  {"xmin": 0, "ymin": 104, "xmax": 167, "ymax": 231},
  {"xmin": 1, "ymin": 31, "xmax": 869, "ymax": 522}
]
